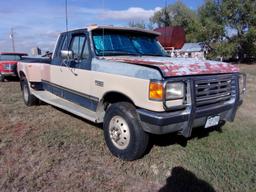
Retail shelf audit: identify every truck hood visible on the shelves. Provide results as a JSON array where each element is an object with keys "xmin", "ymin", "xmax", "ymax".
[
  {"xmin": 0, "ymin": 61, "xmax": 17, "ymax": 65},
  {"xmin": 103, "ymin": 56, "xmax": 239, "ymax": 77}
]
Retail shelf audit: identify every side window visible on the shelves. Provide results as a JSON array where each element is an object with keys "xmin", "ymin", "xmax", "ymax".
[
  {"xmin": 53, "ymin": 34, "xmax": 64, "ymax": 59},
  {"xmin": 61, "ymin": 35, "xmax": 68, "ymax": 51},
  {"xmin": 82, "ymin": 40, "xmax": 90, "ymax": 59},
  {"xmin": 56, "ymin": 34, "xmax": 68, "ymax": 58},
  {"xmin": 70, "ymin": 35, "xmax": 86, "ymax": 59}
]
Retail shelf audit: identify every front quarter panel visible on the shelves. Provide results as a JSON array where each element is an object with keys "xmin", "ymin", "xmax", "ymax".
[{"xmin": 91, "ymin": 59, "xmax": 165, "ymax": 111}]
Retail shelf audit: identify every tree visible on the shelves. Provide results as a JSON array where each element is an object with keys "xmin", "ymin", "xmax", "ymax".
[
  {"xmin": 149, "ymin": 0, "xmax": 256, "ymax": 61},
  {"xmin": 198, "ymin": 0, "xmax": 224, "ymax": 42},
  {"xmin": 198, "ymin": 0, "xmax": 229, "ymax": 59},
  {"xmin": 220, "ymin": 0, "xmax": 256, "ymax": 60},
  {"xmin": 199, "ymin": 0, "xmax": 256, "ymax": 61},
  {"xmin": 150, "ymin": 2, "xmax": 202, "ymax": 42}
]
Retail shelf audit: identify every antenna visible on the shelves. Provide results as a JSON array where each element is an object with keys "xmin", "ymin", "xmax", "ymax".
[
  {"xmin": 65, "ymin": 0, "xmax": 69, "ymax": 32},
  {"xmin": 64, "ymin": 0, "xmax": 70, "ymax": 57},
  {"xmin": 10, "ymin": 28, "xmax": 16, "ymax": 52},
  {"xmin": 164, "ymin": 0, "xmax": 168, "ymax": 54},
  {"xmin": 63, "ymin": 0, "xmax": 77, "ymax": 76},
  {"xmin": 164, "ymin": 0, "xmax": 168, "ymax": 27},
  {"xmin": 102, "ymin": 0, "xmax": 105, "ymax": 58}
]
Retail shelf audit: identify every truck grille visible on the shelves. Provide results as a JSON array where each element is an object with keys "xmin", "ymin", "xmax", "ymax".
[
  {"xmin": 4, "ymin": 64, "xmax": 16, "ymax": 71},
  {"xmin": 11, "ymin": 64, "xmax": 17, "ymax": 71},
  {"xmin": 195, "ymin": 75, "xmax": 234, "ymax": 107}
]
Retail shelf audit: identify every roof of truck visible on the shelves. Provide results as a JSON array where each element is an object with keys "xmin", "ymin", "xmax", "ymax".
[
  {"xmin": 60, "ymin": 25, "xmax": 161, "ymax": 36},
  {"xmin": 87, "ymin": 25, "xmax": 161, "ymax": 36}
]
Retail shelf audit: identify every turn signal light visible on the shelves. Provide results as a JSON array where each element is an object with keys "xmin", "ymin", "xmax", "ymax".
[{"xmin": 149, "ymin": 82, "xmax": 163, "ymax": 100}]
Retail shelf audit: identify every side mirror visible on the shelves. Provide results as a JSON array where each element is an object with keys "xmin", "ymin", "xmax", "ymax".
[{"xmin": 61, "ymin": 50, "xmax": 74, "ymax": 60}]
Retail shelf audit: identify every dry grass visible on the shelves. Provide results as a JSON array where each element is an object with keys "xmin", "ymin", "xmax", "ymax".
[{"xmin": 0, "ymin": 65, "xmax": 255, "ymax": 192}]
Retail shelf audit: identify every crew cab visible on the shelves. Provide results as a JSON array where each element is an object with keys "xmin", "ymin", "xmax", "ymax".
[
  {"xmin": 17, "ymin": 25, "xmax": 246, "ymax": 160},
  {"xmin": 0, "ymin": 52, "xmax": 28, "ymax": 82}
]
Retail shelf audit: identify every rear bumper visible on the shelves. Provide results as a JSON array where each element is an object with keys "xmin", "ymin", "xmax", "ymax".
[{"xmin": 137, "ymin": 100, "xmax": 242, "ymax": 137}]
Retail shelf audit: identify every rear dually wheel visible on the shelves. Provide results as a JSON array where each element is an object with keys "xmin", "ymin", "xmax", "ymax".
[{"xmin": 21, "ymin": 78, "xmax": 39, "ymax": 106}]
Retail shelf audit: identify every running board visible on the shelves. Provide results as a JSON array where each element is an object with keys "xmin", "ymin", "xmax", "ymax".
[{"xmin": 31, "ymin": 90, "xmax": 98, "ymax": 123}]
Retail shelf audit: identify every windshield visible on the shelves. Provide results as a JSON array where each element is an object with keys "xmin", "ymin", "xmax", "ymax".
[
  {"xmin": 0, "ymin": 55, "xmax": 22, "ymax": 61},
  {"xmin": 92, "ymin": 31, "xmax": 167, "ymax": 57}
]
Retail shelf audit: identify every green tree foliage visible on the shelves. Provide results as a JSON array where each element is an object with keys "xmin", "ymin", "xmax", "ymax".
[
  {"xmin": 220, "ymin": 0, "xmax": 256, "ymax": 60},
  {"xmin": 149, "ymin": 0, "xmax": 256, "ymax": 61},
  {"xmin": 198, "ymin": 0, "xmax": 224, "ymax": 42},
  {"xmin": 202, "ymin": 0, "xmax": 256, "ymax": 60},
  {"xmin": 150, "ymin": 2, "xmax": 202, "ymax": 42},
  {"xmin": 198, "ymin": 0, "xmax": 233, "ymax": 59}
]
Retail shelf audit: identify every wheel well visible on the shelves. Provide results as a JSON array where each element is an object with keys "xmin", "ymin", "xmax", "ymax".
[
  {"xmin": 19, "ymin": 71, "xmax": 26, "ymax": 80},
  {"xmin": 19, "ymin": 71, "xmax": 26, "ymax": 89},
  {"xmin": 102, "ymin": 92, "xmax": 135, "ymax": 107},
  {"xmin": 95, "ymin": 92, "xmax": 136, "ymax": 122}
]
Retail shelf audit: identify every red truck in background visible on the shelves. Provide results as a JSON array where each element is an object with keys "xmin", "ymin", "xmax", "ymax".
[{"xmin": 0, "ymin": 52, "xmax": 28, "ymax": 82}]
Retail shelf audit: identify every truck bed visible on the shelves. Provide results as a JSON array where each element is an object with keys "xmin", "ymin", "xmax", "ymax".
[
  {"xmin": 21, "ymin": 56, "xmax": 51, "ymax": 64},
  {"xmin": 18, "ymin": 57, "xmax": 51, "ymax": 82}
]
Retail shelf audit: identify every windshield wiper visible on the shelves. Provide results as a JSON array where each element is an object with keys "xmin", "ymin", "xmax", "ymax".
[
  {"xmin": 142, "ymin": 53, "xmax": 165, "ymax": 57},
  {"xmin": 97, "ymin": 50, "xmax": 140, "ymax": 56}
]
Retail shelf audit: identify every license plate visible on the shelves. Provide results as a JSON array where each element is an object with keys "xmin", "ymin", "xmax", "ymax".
[{"xmin": 205, "ymin": 116, "xmax": 220, "ymax": 128}]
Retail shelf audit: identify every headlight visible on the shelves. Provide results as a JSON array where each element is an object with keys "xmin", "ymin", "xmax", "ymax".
[
  {"xmin": 4, "ymin": 64, "xmax": 12, "ymax": 70},
  {"xmin": 239, "ymin": 73, "xmax": 246, "ymax": 96},
  {"xmin": 165, "ymin": 82, "xmax": 185, "ymax": 100}
]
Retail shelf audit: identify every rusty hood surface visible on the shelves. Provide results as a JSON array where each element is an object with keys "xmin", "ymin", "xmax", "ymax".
[{"xmin": 103, "ymin": 56, "xmax": 239, "ymax": 77}]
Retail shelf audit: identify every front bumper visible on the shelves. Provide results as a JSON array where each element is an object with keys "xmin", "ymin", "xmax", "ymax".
[
  {"xmin": 1, "ymin": 71, "xmax": 17, "ymax": 77},
  {"xmin": 137, "ymin": 73, "xmax": 243, "ymax": 138},
  {"xmin": 138, "ymin": 100, "xmax": 242, "ymax": 137}
]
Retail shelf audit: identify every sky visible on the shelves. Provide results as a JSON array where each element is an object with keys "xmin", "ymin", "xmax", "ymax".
[{"xmin": 0, "ymin": 0, "xmax": 203, "ymax": 54}]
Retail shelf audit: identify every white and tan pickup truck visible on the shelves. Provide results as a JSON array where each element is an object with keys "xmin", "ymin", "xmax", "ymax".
[{"xmin": 18, "ymin": 25, "xmax": 246, "ymax": 160}]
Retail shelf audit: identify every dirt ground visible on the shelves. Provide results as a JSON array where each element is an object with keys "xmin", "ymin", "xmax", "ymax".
[{"xmin": 0, "ymin": 65, "xmax": 255, "ymax": 192}]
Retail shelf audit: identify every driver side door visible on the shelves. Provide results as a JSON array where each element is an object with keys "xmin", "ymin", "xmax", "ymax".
[{"xmin": 47, "ymin": 30, "xmax": 97, "ymax": 111}]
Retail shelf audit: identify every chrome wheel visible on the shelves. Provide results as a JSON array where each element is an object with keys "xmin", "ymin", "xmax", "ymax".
[
  {"xmin": 109, "ymin": 116, "xmax": 130, "ymax": 150},
  {"xmin": 104, "ymin": 102, "xmax": 149, "ymax": 160}
]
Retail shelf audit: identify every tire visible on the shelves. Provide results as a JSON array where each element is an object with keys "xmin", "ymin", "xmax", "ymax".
[
  {"xmin": 21, "ymin": 78, "xmax": 38, "ymax": 106},
  {"xmin": 0, "ymin": 73, "xmax": 4, "ymax": 82},
  {"xmin": 103, "ymin": 102, "xmax": 149, "ymax": 161}
]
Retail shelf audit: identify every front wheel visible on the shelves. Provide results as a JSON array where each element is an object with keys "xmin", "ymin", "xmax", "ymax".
[
  {"xmin": 103, "ymin": 102, "xmax": 149, "ymax": 161},
  {"xmin": 21, "ymin": 78, "xmax": 39, "ymax": 106},
  {"xmin": 0, "ymin": 73, "xmax": 4, "ymax": 82}
]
